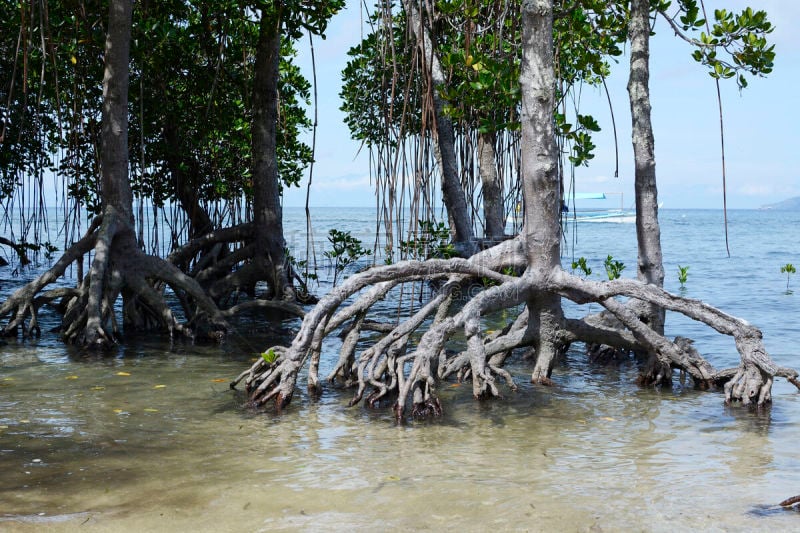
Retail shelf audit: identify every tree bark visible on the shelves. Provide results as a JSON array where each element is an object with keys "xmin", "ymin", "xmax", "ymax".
[
  {"xmin": 100, "ymin": 0, "xmax": 134, "ymax": 224},
  {"xmin": 402, "ymin": 0, "xmax": 477, "ymax": 256},
  {"xmin": 628, "ymin": 0, "xmax": 665, "ymax": 334},
  {"xmin": 520, "ymin": 0, "xmax": 564, "ymax": 383},
  {"xmin": 477, "ymin": 131, "xmax": 505, "ymax": 242},
  {"xmin": 252, "ymin": 6, "xmax": 294, "ymax": 300}
]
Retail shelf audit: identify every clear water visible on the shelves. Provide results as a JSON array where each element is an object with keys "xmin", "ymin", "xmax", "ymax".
[{"xmin": 1, "ymin": 208, "xmax": 800, "ymax": 531}]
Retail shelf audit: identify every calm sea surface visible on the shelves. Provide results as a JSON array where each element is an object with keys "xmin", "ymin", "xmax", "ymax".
[{"xmin": 0, "ymin": 207, "xmax": 799, "ymax": 531}]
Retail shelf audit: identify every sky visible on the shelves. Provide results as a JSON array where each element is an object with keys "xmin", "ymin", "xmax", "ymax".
[{"xmin": 283, "ymin": 0, "xmax": 800, "ymax": 210}]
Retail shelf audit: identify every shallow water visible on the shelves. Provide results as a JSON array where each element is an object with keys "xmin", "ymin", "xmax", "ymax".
[{"xmin": 1, "ymin": 208, "xmax": 800, "ymax": 531}]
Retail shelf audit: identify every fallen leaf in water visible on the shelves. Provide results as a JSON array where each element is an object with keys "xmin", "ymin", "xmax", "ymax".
[
  {"xmin": 116, "ymin": 372, "xmax": 131, "ymax": 376},
  {"xmin": 113, "ymin": 409, "xmax": 123, "ymax": 414},
  {"xmin": 450, "ymin": 383, "xmax": 461, "ymax": 387},
  {"xmin": 91, "ymin": 386, "xmax": 105, "ymax": 391},
  {"xmin": 601, "ymin": 417, "xmax": 616, "ymax": 422},
  {"xmin": 19, "ymin": 419, "xmax": 30, "ymax": 423},
  {"xmin": 153, "ymin": 384, "xmax": 167, "ymax": 389},
  {"xmin": 385, "ymin": 475, "xmax": 400, "ymax": 481},
  {"xmin": 0, "ymin": 425, "xmax": 8, "ymax": 429},
  {"xmin": 485, "ymin": 329, "xmax": 496, "ymax": 335},
  {"xmin": 3, "ymin": 378, "xmax": 14, "ymax": 381},
  {"xmin": 143, "ymin": 408, "xmax": 159, "ymax": 412},
  {"xmin": 211, "ymin": 378, "xmax": 227, "ymax": 383},
  {"xmin": 66, "ymin": 375, "xmax": 79, "ymax": 380}
]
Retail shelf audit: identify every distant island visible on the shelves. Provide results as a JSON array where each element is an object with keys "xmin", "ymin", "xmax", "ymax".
[{"xmin": 760, "ymin": 197, "xmax": 800, "ymax": 210}]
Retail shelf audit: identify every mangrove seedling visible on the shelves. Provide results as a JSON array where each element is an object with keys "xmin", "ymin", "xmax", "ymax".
[
  {"xmin": 571, "ymin": 257, "xmax": 592, "ymax": 278},
  {"xmin": 604, "ymin": 255, "xmax": 625, "ymax": 280},
  {"xmin": 781, "ymin": 263, "xmax": 796, "ymax": 293},
  {"xmin": 324, "ymin": 229, "xmax": 372, "ymax": 286},
  {"xmin": 261, "ymin": 348, "xmax": 278, "ymax": 364},
  {"xmin": 678, "ymin": 265, "xmax": 689, "ymax": 288}
]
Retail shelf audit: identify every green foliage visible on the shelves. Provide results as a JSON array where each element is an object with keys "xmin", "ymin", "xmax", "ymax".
[
  {"xmin": 571, "ymin": 257, "xmax": 593, "ymax": 278},
  {"xmin": 340, "ymin": 0, "xmax": 626, "ymax": 159},
  {"xmin": 677, "ymin": 265, "xmax": 689, "ymax": 288},
  {"xmin": 661, "ymin": 1, "xmax": 775, "ymax": 90},
  {"xmin": 604, "ymin": 255, "xmax": 625, "ymax": 280},
  {"xmin": 261, "ymin": 348, "xmax": 278, "ymax": 364},
  {"xmin": 400, "ymin": 220, "xmax": 456, "ymax": 260},
  {"xmin": 0, "ymin": 0, "xmax": 327, "ymax": 213},
  {"xmin": 781, "ymin": 263, "xmax": 796, "ymax": 293},
  {"xmin": 323, "ymin": 229, "xmax": 372, "ymax": 286}
]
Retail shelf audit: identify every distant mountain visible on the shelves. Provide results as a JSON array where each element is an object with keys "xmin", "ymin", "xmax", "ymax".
[{"xmin": 760, "ymin": 197, "xmax": 800, "ymax": 210}]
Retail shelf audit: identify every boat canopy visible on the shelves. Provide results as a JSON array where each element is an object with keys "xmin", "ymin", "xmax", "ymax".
[{"xmin": 567, "ymin": 192, "xmax": 607, "ymax": 200}]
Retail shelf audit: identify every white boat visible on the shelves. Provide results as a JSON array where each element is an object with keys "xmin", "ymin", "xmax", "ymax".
[
  {"xmin": 509, "ymin": 192, "xmax": 636, "ymax": 228},
  {"xmin": 563, "ymin": 192, "xmax": 635, "ymax": 223}
]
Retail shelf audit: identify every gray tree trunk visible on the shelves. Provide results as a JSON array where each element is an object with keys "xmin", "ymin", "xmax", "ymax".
[
  {"xmin": 628, "ymin": 0, "xmax": 665, "ymax": 334},
  {"xmin": 478, "ymin": 131, "xmax": 505, "ymax": 242},
  {"xmin": 252, "ymin": 8, "xmax": 293, "ymax": 300},
  {"xmin": 519, "ymin": 0, "xmax": 564, "ymax": 383},
  {"xmin": 403, "ymin": 0, "xmax": 477, "ymax": 256},
  {"xmin": 100, "ymin": 0, "xmax": 134, "ymax": 224}
]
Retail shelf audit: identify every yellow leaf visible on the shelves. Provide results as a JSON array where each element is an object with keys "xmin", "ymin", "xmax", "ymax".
[
  {"xmin": 211, "ymin": 378, "xmax": 227, "ymax": 383},
  {"xmin": 601, "ymin": 417, "xmax": 616, "ymax": 422},
  {"xmin": 153, "ymin": 384, "xmax": 167, "ymax": 389},
  {"xmin": 465, "ymin": 54, "xmax": 474, "ymax": 66},
  {"xmin": 20, "ymin": 419, "xmax": 30, "ymax": 423},
  {"xmin": 3, "ymin": 377, "xmax": 14, "ymax": 381},
  {"xmin": 91, "ymin": 386, "xmax": 105, "ymax": 391},
  {"xmin": 66, "ymin": 375, "xmax": 79, "ymax": 380},
  {"xmin": 116, "ymin": 372, "xmax": 131, "ymax": 376},
  {"xmin": 472, "ymin": 62, "xmax": 483, "ymax": 71},
  {"xmin": 450, "ymin": 383, "xmax": 461, "ymax": 387},
  {"xmin": 485, "ymin": 329, "xmax": 496, "ymax": 335},
  {"xmin": 70, "ymin": 55, "xmax": 77, "ymax": 65},
  {"xmin": 113, "ymin": 409, "xmax": 123, "ymax": 414},
  {"xmin": 143, "ymin": 408, "xmax": 159, "ymax": 412},
  {"xmin": 0, "ymin": 425, "xmax": 7, "ymax": 429}
]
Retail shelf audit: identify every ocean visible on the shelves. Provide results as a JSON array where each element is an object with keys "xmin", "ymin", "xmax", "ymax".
[{"xmin": 0, "ymin": 206, "xmax": 799, "ymax": 530}]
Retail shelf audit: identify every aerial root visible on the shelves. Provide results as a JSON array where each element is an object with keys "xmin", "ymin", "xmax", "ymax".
[{"xmin": 780, "ymin": 495, "xmax": 800, "ymax": 508}]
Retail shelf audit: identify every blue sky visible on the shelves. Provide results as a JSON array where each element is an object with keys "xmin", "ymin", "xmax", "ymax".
[{"xmin": 284, "ymin": 0, "xmax": 799, "ymax": 210}]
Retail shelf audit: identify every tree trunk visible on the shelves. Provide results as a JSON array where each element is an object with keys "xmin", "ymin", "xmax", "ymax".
[
  {"xmin": 251, "ymin": 7, "xmax": 294, "ymax": 300},
  {"xmin": 100, "ymin": 0, "xmax": 134, "ymax": 224},
  {"xmin": 520, "ymin": 0, "xmax": 564, "ymax": 383},
  {"xmin": 628, "ymin": 0, "xmax": 665, "ymax": 334},
  {"xmin": 402, "ymin": 0, "xmax": 477, "ymax": 256},
  {"xmin": 163, "ymin": 123, "xmax": 214, "ymax": 241},
  {"xmin": 478, "ymin": 131, "xmax": 505, "ymax": 242}
]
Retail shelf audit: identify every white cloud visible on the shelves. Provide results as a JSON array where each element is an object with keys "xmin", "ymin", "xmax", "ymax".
[{"xmin": 314, "ymin": 174, "xmax": 372, "ymax": 191}]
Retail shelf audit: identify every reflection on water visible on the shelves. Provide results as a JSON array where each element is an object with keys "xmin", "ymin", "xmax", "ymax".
[
  {"xmin": 2, "ymin": 335, "xmax": 800, "ymax": 531},
  {"xmin": 2, "ymin": 209, "xmax": 800, "ymax": 530}
]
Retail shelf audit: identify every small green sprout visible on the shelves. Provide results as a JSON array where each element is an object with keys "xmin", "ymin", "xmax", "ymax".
[
  {"xmin": 261, "ymin": 348, "xmax": 278, "ymax": 364},
  {"xmin": 678, "ymin": 265, "xmax": 689, "ymax": 288},
  {"xmin": 781, "ymin": 263, "xmax": 796, "ymax": 293},
  {"xmin": 604, "ymin": 255, "xmax": 625, "ymax": 280},
  {"xmin": 571, "ymin": 257, "xmax": 592, "ymax": 278}
]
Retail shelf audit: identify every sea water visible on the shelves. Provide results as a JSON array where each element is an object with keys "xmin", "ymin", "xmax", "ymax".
[{"xmin": 0, "ymin": 207, "xmax": 799, "ymax": 531}]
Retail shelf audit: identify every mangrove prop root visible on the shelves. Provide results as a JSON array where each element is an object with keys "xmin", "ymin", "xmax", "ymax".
[
  {"xmin": 232, "ymin": 252, "xmax": 800, "ymax": 418},
  {"xmin": 780, "ymin": 495, "xmax": 800, "ymax": 508}
]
